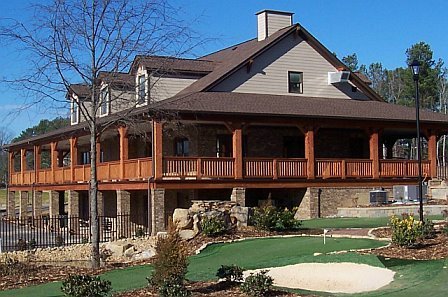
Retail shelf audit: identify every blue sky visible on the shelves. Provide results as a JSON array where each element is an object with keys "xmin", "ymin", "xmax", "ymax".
[{"xmin": 1, "ymin": 0, "xmax": 448, "ymax": 137}]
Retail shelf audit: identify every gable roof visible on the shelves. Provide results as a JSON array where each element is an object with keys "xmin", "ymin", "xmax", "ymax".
[
  {"xmin": 180, "ymin": 23, "xmax": 384, "ymax": 102},
  {"xmin": 130, "ymin": 55, "xmax": 217, "ymax": 75}
]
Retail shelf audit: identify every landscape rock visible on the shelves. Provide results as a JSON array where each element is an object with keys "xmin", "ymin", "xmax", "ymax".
[
  {"xmin": 132, "ymin": 248, "xmax": 156, "ymax": 261},
  {"xmin": 179, "ymin": 229, "xmax": 197, "ymax": 241},
  {"xmin": 123, "ymin": 246, "xmax": 136, "ymax": 258},
  {"xmin": 173, "ymin": 208, "xmax": 193, "ymax": 230},
  {"xmin": 104, "ymin": 242, "xmax": 134, "ymax": 256},
  {"xmin": 230, "ymin": 206, "xmax": 249, "ymax": 227},
  {"xmin": 193, "ymin": 214, "xmax": 201, "ymax": 233}
]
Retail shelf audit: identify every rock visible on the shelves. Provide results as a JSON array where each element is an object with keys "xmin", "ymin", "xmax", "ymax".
[
  {"xmin": 230, "ymin": 206, "xmax": 249, "ymax": 227},
  {"xmin": 193, "ymin": 214, "xmax": 201, "ymax": 233},
  {"xmin": 104, "ymin": 242, "xmax": 134, "ymax": 256},
  {"xmin": 173, "ymin": 208, "xmax": 193, "ymax": 230},
  {"xmin": 124, "ymin": 246, "xmax": 136, "ymax": 258},
  {"xmin": 132, "ymin": 248, "xmax": 156, "ymax": 261},
  {"xmin": 179, "ymin": 229, "xmax": 197, "ymax": 241}
]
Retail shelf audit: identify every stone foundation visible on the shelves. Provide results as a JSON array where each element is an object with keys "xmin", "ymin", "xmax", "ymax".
[
  {"xmin": 338, "ymin": 204, "xmax": 448, "ymax": 218},
  {"xmin": 7, "ymin": 191, "xmax": 15, "ymax": 217},
  {"xmin": 151, "ymin": 188, "xmax": 165, "ymax": 235},
  {"xmin": 19, "ymin": 191, "xmax": 28, "ymax": 217},
  {"xmin": 230, "ymin": 187, "xmax": 246, "ymax": 206},
  {"xmin": 33, "ymin": 191, "xmax": 43, "ymax": 218}
]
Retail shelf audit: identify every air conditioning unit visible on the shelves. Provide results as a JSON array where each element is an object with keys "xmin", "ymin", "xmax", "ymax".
[
  {"xmin": 328, "ymin": 71, "xmax": 350, "ymax": 85},
  {"xmin": 369, "ymin": 190, "xmax": 388, "ymax": 205},
  {"xmin": 393, "ymin": 185, "xmax": 427, "ymax": 203}
]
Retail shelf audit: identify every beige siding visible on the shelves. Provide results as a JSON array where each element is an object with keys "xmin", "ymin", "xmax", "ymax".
[
  {"xmin": 212, "ymin": 34, "xmax": 369, "ymax": 100},
  {"xmin": 110, "ymin": 89, "xmax": 135, "ymax": 114},
  {"xmin": 266, "ymin": 13, "xmax": 292, "ymax": 36},
  {"xmin": 150, "ymin": 75, "xmax": 197, "ymax": 102}
]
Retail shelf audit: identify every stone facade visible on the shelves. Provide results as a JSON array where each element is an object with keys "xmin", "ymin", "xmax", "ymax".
[
  {"xmin": 151, "ymin": 188, "xmax": 165, "ymax": 235},
  {"xmin": 117, "ymin": 190, "xmax": 132, "ymax": 238},
  {"xmin": 231, "ymin": 187, "xmax": 246, "ymax": 206},
  {"xmin": 97, "ymin": 191, "xmax": 104, "ymax": 217},
  {"xmin": 33, "ymin": 191, "xmax": 43, "ymax": 218},
  {"xmin": 19, "ymin": 191, "xmax": 28, "ymax": 217},
  {"xmin": 48, "ymin": 190, "xmax": 60, "ymax": 218},
  {"xmin": 7, "ymin": 190, "xmax": 15, "ymax": 217}
]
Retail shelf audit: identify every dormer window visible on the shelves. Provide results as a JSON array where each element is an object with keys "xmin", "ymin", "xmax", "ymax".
[
  {"xmin": 99, "ymin": 87, "xmax": 110, "ymax": 116},
  {"xmin": 71, "ymin": 98, "xmax": 79, "ymax": 125},
  {"xmin": 288, "ymin": 71, "xmax": 303, "ymax": 94},
  {"xmin": 137, "ymin": 74, "xmax": 147, "ymax": 105}
]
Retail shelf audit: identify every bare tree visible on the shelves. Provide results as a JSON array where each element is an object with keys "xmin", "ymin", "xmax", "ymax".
[
  {"xmin": 1, "ymin": 0, "xmax": 199, "ymax": 268},
  {"xmin": 0, "ymin": 127, "xmax": 14, "ymax": 186}
]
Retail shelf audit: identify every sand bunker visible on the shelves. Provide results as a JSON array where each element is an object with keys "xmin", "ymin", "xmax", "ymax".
[{"xmin": 244, "ymin": 262, "xmax": 395, "ymax": 294}]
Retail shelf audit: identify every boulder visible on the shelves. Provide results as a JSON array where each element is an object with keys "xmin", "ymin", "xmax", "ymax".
[
  {"xmin": 230, "ymin": 206, "xmax": 249, "ymax": 227},
  {"xmin": 132, "ymin": 248, "xmax": 156, "ymax": 261},
  {"xmin": 179, "ymin": 229, "xmax": 197, "ymax": 241},
  {"xmin": 124, "ymin": 246, "xmax": 136, "ymax": 258},
  {"xmin": 173, "ymin": 208, "xmax": 193, "ymax": 230},
  {"xmin": 104, "ymin": 242, "xmax": 134, "ymax": 256},
  {"xmin": 192, "ymin": 214, "xmax": 201, "ymax": 233}
]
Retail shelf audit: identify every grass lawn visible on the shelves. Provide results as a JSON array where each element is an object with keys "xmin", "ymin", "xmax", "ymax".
[
  {"xmin": 0, "ymin": 189, "xmax": 50, "ymax": 211},
  {"xmin": 301, "ymin": 215, "xmax": 445, "ymax": 229}
]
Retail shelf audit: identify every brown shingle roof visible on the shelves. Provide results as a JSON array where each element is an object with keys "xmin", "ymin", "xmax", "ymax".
[
  {"xmin": 69, "ymin": 84, "xmax": 91, "ymax": 99},
  {"xmin": 98, "ymin": 72, "xmax": 135, "ymax": 87},
  {"xmin": 154, "ymin": 92, "xmax": 448, "ymax": 125},
  {"xmin": 131, "ymin": 56, "xmax": 217, "ymax": 75}
]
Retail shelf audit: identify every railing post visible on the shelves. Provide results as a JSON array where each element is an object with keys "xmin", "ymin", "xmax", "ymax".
[
  {"xmin": 403, "ymin": 161, "xmax": 408, "ymax": 177},
  {"xmin": 69, "ymin": 137, "xmax": 78, "ymax": 182},
  {"xmin": 152, "ymin": 120, "xmax": 163, "ymax": 180},
  {"xmin": 232, "ymin": 124, "xmax": 243, "ymax": 179},
  {"xmin": 34, "ymin": 145, "xmax": 41, "ymax": 184},
  {"xmin": 273, "ymin": 159, "xmax": 278, "ymax": 179},
  {"xmin": 369, "ymin": 129, "xmax": 380, "ymax": 179},
  {"xmin": 50, "ymin": 141, "xmax": 58, "ymax": 183},
  {"xmin": 20, "ymin": 148, "xmax": 26, "ymax": 184},
  {"xmin": 197, "ymin": 158, "xmax": 202, "ymax": 179},
  {"xmin": 341, "ymin": 160, "xmax": 346, "ymax": 179},
  {"xmin": 427, "ymin": 131, "xmax": 437, "ymax": 178},
  {"xmin": 304, "ymin": 127, "xmax": 316, "ymax": 179}
]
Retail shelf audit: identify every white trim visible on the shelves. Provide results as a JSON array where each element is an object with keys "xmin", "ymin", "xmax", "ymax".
[
  {"xmin": 99, "ymin": 86, "xmax": 110, "ymax": 117},
  {"xmin": 71, "ymin": 95, "xmax": 80, "ymax": 125}
]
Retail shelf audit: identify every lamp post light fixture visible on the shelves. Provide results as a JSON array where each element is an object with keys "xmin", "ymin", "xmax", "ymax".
[{"xmin": 410, "ymin": 59, "xmax": 424, "ymax": 221}]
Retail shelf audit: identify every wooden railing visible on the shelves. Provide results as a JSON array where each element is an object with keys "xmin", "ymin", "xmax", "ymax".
[
  {"xmin": 123, "ymin": 158, "xmax": 152, "ymax": 179},
  {"xmin": 380, "ymin": 160, "xmax": 430, "ymax": 177},
  {"xmin": 163, "ymin": 157, "xmax": 234, "ymax": 178},
  {"xmin": 244, "ymin": 158, "xmax": 307, "ymax": 178},
  {"xmin": 316, "ymin": 159, "xmax": 373, "ymax": 179}
]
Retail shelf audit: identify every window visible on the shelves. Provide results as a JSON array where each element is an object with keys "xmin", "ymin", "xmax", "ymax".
[
  {"xmin": 288, "ymin": 71, "xmax": 303, "ymax": 94},
  {"xmin": 81, "ymin": 151, "xmax": 90, "ymax": 165},
  {"xmin": 216, "ymin": 135, "xmax": 232, "ymax": 157},
  {"xmin": 137, "ymin": 74, "xmax": 147, "ymax": 105},
  {"xmin": 99, "ymin": 87, "xmax": 110, "ymax": 116},
  {"xmin": 71, "ymin": 99, "xmax": 79, "ymax": 124},
  {"xmin": 175, "ymin": 138, "xmax": 189, "ymax": 156}
]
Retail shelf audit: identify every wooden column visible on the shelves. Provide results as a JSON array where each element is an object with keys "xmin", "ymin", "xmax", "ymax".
[
  {"xmin": 304, "ymin": 127, "xmax": 316, "ymax": 179},
  {"xmin": 118, "ymin": 126, "xmax": 129, "ymax": 180},
  {"xmin": 50, "ymin": 141, "xmax": 58, "ymax": 183},
  {"xmin": 153, "ymin": 120, "xmax": 163, "ymax": 180},
  {"xmin": 69, "ymin": 137, "xmax": 78, "ymax": 181},
  {"xmin": 427, "ymin": 131, "xmax": 437, "ymax": 178},
  {"xmin": 8, "ymin": 151, "xmax": 14, "ymax": 185},
  {"xmin": 369, "ymin": 129, "xmax": 380, "ymax": 179},
  {"xmin": 232, "ymin": 124, "xmax": 243, "ymax": 179},
  {"xmin": 34, "ymin": 145, "xmax": 41, "ymax": 184},
  {"xmin": 20, "ymin": 148, "xmax": 26, "ymax": 184}
]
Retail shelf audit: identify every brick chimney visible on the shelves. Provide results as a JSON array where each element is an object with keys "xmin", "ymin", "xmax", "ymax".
[{"xmin": 256, "ymin": 10, "xmax": 294, "ymax": 41}]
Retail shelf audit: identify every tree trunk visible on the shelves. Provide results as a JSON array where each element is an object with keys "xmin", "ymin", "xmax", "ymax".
[{"xmin": 89, "ymin": 123, "xmax": 100, "ymax": 268}]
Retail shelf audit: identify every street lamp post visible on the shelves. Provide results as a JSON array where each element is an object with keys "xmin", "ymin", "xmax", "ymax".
[{"xmin": 410, "ymin": 60, "xmax": 424, "ymax": 221}]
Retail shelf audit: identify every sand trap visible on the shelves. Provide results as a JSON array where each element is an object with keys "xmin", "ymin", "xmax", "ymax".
[{"xmin": 244, "ymin": 262, "xmax": 395, "ymax": 294}]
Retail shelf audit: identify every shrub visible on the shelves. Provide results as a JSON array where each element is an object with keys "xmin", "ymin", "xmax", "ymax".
[
  {"xmin": 148, "ymin": 226, "xmax": 189, "ymax": 297},
  {"xmin": 216, "ymin": 264, "xmax": 243, "ymax": 282},
  {"xmin": 389, "ymin": 214, "xmax": 423, "ymax": 247},
  {"xmin": 28, "ymin": 238, "xmax": 37, "ymax": 249},
  {"xmin": 421, "ymin": 219, "xmax": 436, "ymax": 239},
  {"xmin": 201, "ymin": 216, "xmax": 227, "ymax": 237},
  {"xmin": 240, "ymin": 270, "xmax": 273, "ymax": 297},
  {"xmin": 251, "ymin": 206, "xmax": 301, "ymax": 232},
  {"xmin": 61, "ymin": 274, "xmax": 111, "ymax": 297}
]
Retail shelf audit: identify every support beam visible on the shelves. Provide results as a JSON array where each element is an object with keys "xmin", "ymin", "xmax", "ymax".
[
  {"xmin": 33, "ymin": 191, "xmax": 43, "ymax": 218},
  {"xmin": 67, "ymin": 190, "xmax": 80, "ymax": 232},
  {"xmin": 232, "ymin": 124, "xmax": 243, "ymax": 179},
  {"xmin": 7, "ymin": 190, "xmax": 15, "ymax": 218},
  {"xmin": 118, "ymin": 126, "xmax": 129, "ymax": 180},
  {"xmin": 50, "ymin": 142, "xmax": 58, "ymax": 183},
  {"xmin": 69, "ymin": 137, "xmax": 78, "ymax": 181},
  {"xmin": 34, "ymin": 145, "xmax": 41, "ymax": 183},
  {"xmin": 304, "ymin": 127, "xmax": 316, "ymax": 179},
  {"xmin": 153, "ymin": 121, "xmax": 163, "ymax": 180},
  {"xmin": 19, "ymin": 191, "xmax": 28, "ymax": 218},
  {"xmin": 369, "ymin": 129, "xmax": 380, "ymax": 179},
  {"xmin": 20, "ymin": 148, "xmax": 26, "ymax": 184},
  {"xmin": 151, "ymin": 188, "xmax": 165, "ymax": 235},
  {"xmin": 428, "ymin": 132, "xmax": 437, "ymax": 178}
]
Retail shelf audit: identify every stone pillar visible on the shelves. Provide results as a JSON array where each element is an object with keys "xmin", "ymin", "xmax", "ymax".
[
  {"xmin": 33, "ymin": 191, "xmax": 43, "ymax": 218},
  {"xmin": 295, "ymin": 188, "xmax": 318, "ymax": 219},
  {"xmin": 95, "ymin": 191, "xmax": 103, "ymax": 217},
  {"xmin": 19, "ymin": 191, "xmax": 28, "ymax": 218},
  {"xmin": 67, "ymin": 190, "xmax": 80, "ymax": 233},
  {"xmin": 231, "ymin": 187, "xmax": 246, "ymax": 206},
  {"xmin": 151, "ymin": 188, "xmax": 165, "ymax": 235},
  {"xmin": 49, "ymin": 190, "xmax": 60, "ymax": 218},
  {"xmin": 117, "ymin": 190, "xmax": 131, "ymax": 238},
  {"xmin": 7, "ymin": 190, "xmax": 16, "ymax": 218}
]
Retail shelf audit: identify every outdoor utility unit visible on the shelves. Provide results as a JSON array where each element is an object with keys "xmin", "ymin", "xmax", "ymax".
[
  {"xmin": 393, "ymin": 185, "xmax": 427, "ymax": 202},
  {"xmin": 369, "ymin": 190, "xmax": 388, "ymax": 204},
  {"xmin": 328, "ymin": 71, "xmax": 350, "ymax": 84}
]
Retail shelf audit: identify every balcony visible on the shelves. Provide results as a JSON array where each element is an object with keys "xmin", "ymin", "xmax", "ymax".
[{"xmin": 9, "ymin": 157, "xmax": 431, "ymax": 186}]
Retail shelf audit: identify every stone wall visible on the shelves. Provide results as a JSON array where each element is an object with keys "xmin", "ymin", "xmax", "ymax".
[
  {"xmin": 338, "ymin": 204, "xmax": 448, "ymax": 218},
  {"xmin": 428, "ymin": 179, "xmax": 448, "ymax": 200}
]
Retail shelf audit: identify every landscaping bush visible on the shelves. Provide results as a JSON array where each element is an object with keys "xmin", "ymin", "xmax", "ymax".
[
  {"xmin": 251, "ymin": 206, "xmax": 301, "ymax": 231},
  {"xmin": 61, "ymin": 274, "xmax": 111, "ymax": 297},
  {"xmin": 201, "ymin": 216, "xmax": 227, "ymax": 237},
  {"xmin": 148, "ymin": 226, "xmax": 190, "ymax": 297},
  {"xmin": 389, "ymin": 214, "xmax": 423, "ymax": 247},
  {"xmin": 240, "ymin": 270, "xmax": 273, "ymax": 297},
  {"xmin": 216, "ymin": 264, "xmax": 244, "ymax": 282},
  {"xmin": 421, "ymin": 219, "xmax": 436, "ymax": 239}
]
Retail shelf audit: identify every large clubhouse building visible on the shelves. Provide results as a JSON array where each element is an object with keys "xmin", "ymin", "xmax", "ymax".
[{"xmin": 5, "ymin": 10, "xmax": 448, "ymax": 234}]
